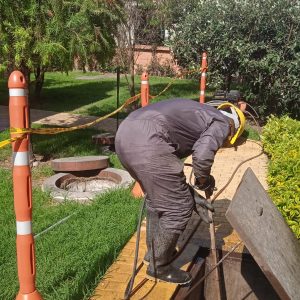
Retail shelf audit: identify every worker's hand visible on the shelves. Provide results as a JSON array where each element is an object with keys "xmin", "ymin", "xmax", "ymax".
[
  {"xmin": 194, "ymin": 175, "xmax": 215, "ymax": 198},
  {"xmin": 194, "ymin": 194, "xmax": 215, "ymax": 223}
]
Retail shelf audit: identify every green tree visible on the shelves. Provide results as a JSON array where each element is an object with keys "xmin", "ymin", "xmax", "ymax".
[
  {"xmin": 169, "ymin": 0, "xmax": 300, "ymax": 118},
  {"xmin": 0, "ymin": 0, "xmax": 122, "ymax": 101},
  {"xmin": 115, "ymin": 0, "xmax": 170, "ymax": 97}
]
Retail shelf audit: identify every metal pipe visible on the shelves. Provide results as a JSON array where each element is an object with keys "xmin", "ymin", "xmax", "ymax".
[
  {"xmin": 206, "ymin": 193, "xmax": 222, "ymax": 300},
  {"xmin": 116, "ymin": 67, "xmax": 120, "ymax": 130}
]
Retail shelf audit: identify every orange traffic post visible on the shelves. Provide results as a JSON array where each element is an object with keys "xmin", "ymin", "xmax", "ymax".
[
  {"xmin": 199, "ymin": 52, "xmax": 207, "ymax": 103},
  {"xmin": 141, "ymin": 72, "xmax": 149, "ymax": 107},
  {"xmin": 8, "ymin": 71, "xmax": 43, "ymax": 300},
  {"xmin": 131, "ymin": 72, "xmax": 150, "ymax": 198}
]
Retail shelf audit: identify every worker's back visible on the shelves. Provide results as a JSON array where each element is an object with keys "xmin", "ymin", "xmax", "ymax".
[{"xmin": 121, "ymin": 98, "xmax": 229, "ymax": 158}]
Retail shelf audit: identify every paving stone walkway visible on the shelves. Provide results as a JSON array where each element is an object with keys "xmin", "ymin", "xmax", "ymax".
[
  {"xmin": 0, "ymin": 105, "xmax": 119, "ymax": 133},
  {"xmin": 91, "ymin": 139, "xmax": 268, "ymax": 300}
]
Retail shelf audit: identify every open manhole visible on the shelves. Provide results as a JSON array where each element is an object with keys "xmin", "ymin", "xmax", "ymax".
[
  {"xmin": 61, "ymin": 177, "xmax": 118, "ymax": 192},
  {"xmin": 42, "ymin": 168, "xmax": 134, "ymax": 203}
]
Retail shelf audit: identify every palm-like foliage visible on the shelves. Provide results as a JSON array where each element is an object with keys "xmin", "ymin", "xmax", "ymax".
[{"xmin": 0, "ymin": 0, "xmax": 123, "ymax": 99}]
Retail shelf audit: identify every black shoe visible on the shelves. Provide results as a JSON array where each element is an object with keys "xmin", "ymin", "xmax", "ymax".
[
  {"xmin": 146, "ymin": 263, "xmax": 191, "ymax": 285},
  {"xmin": 146, "ymin": 226, "xmax": 192, "ymax": 285}
]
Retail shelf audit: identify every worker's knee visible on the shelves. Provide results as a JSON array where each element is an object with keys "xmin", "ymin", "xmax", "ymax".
[{"xmin": 159, "ymin": 202, "xmax": 194, "ymax": 235}]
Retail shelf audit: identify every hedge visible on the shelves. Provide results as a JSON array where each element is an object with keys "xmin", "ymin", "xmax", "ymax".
[{"xmin": 262, "ymin": 116, "xmax": 300, "ymax": 239}]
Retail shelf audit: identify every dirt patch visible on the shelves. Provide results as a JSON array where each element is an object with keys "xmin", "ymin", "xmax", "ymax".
[
  {"xmin": 0, "ymin": 159, "xmax": 11, "ymax": 169},
  {"xmin": 76, "ymin": 73, "xmax": 123, "ymax": 80}
]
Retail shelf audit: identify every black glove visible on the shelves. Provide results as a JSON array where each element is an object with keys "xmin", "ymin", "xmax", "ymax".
[
  {"xmin": 194, "ymin": 175, "xmax": 215, "ymax": 198},
  {"xmin": 194, "ymin": 193, "xmax": 215, "ymax": 223},
  {"xmin": 189, "ymin": 185, "xmax": 215, "ymax": 223}
]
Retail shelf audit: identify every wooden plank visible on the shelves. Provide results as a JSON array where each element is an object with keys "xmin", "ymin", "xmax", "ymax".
[
  {"xmin": 172, "ymin": 256, "xmax": 206, "ymax": 300},
  {"xmin": 226, "ymin": 168, "xmax": 300, "ymax": 300},
  {"xmin": 206, "ymin": 250, "xmax": 280, "ymax": 300}
]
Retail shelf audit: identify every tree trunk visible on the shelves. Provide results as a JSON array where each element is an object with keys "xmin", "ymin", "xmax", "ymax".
[
  {"xmin": 80, "ymin": 59, "xmax": 86, "ymax": 73},
  {"xmin": 19, "ymin": 63, "xmax": 31, "ymax": 88},
  {"xmin": 34, "ymin": 66, "xmax": 45, "ymax": 103},
  {"xmin": 129, "ymin": 66, "xmax": 135, "ymax": 97},
  {"xmin": 129, "ymin": 46, "xmax": 136, "ymax": 97},
  {"xmin": 224, "ymin": 73, "xmax": 232, "ymax": 91}
]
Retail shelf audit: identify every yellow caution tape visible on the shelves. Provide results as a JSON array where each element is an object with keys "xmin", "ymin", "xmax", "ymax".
[
  {"xmin": 0, "ymin": 65, "xmax": 206, "ymax": 149},
  {"xmin": 0, "ymin": 93, "xmax": 140, "ymax": 148},
  {"xmin": 0, "ymin": 136, "xmax": 24, "ymax": 148}
]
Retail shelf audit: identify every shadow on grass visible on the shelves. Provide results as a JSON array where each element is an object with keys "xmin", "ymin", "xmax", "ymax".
[
  {"xmin": 149, "ymin": 80, "xmax": 200, "ymax": 101},
  {"xmin": 85, "ymin": 79, "xmax": 204, "ymax": 118},
  {"xmin": 49, "ymin": 245, "xmax": 121, "ymax": 300},
  {"xmin": 37, "ymin": 80, "xmax": 126, "ymax": 112},
  {"xmin": 32, "ymin": 127, "xmax": 101, "ymax": 159},
  {"xmin": 1, "ymin": 74, "xmax": 209, "ymax": 119},
  {"xmin": 241, "ymin": 125, "xmax": 261, "ymax": 141},
  {"xmin": 31, "ymin": 125, "xmax": 123, "ymax": 169}
]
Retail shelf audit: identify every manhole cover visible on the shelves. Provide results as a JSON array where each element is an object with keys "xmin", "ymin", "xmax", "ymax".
[{"xmin": 51, "ymin": 156, "xmax": 109, "ymax": 172}]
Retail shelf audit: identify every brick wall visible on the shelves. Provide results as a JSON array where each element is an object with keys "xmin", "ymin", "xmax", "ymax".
[
  {"xmin": 74, "ymin": 44, "xmax": 180, "ymax": 74},
  {"xmin": 134, "ymin": 44, "xmax": 180, "ymax": 74}
]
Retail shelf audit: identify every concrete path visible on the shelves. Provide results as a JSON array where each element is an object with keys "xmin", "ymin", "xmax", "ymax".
[
  {"xmin": 90, "ymin": 139, "xmax": 268, "ymax": 300},
  {"xmin": 0, "ymin": 105, "xmax": 119, "ymax": 133}
]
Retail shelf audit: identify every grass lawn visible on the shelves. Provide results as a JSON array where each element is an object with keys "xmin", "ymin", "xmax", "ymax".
[
  {"xmin": 0, "ymin": 167, "xmax": 141, "ymax": 300},
  {"xmin": 0, "ymin": 71, "xmax": 202, "ymax": 118},
  {"xmin": 0, "ymin": 127, "xmax": 140, "ymax": 300}
]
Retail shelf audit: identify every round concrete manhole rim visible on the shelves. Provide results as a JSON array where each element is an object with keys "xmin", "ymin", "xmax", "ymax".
[{"xmin": 42, "ymin": 168, "xmax": 134, "ymax": 203}]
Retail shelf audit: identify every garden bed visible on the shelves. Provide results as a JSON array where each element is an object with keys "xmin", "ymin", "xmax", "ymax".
[{"xmin": 262, "ymin": 116, "xmax": 300, "ymax": 239}]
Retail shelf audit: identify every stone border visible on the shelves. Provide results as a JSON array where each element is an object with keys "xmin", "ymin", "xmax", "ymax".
[{"xmin": 92, "ymin": 133, "xmax": 115, "ymax": 145}]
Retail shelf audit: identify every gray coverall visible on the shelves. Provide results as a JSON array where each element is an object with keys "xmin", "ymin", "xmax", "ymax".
[{"xmin": 115, "ymin": 98, "xmax": 230, "ymax": 234}]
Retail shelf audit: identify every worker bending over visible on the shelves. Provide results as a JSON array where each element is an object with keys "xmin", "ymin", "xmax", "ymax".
[{"xmin": 115, "ymin": 98, "xmax": 245, "ymax": 285}]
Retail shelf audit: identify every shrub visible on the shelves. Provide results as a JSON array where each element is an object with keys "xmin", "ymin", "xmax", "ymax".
[
  {"xmin": 147, "ymin": 56, "xmax": 176, "ymax": 77},
  {"xmin": 262, "ymin": 116, "xmax": 300, "ymax": 238},
  {"xmin": 169, "ymin": 0, "xmax": 300, "ymax": 118}
]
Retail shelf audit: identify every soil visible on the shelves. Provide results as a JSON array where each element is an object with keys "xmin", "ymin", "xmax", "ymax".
[{"xmin": 0, "ymin": 154, "xmax": 53, "ymax": 188}]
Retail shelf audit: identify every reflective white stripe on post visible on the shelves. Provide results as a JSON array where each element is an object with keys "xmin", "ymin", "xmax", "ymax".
[
  {"xmin": 9, "ymin": 89, "xmax": 26, "ymax": 97},
  {"xmin": 13, "ymin": 151, "xmax": 29, "ymax": 166},
  {"xmin": 202, "ymin": 73, "xmax": 206, "ymax": 77},
  {"xmin": 200, "ymin": 91, "xmax": 205, "ymax": 95},
  {"xmin": 141, "ymin": 80, "xmax": 148, "ymax": 84},
  {"xmin": 16, "ymin": 221, "xmax": 32, "ymax": 235}
]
